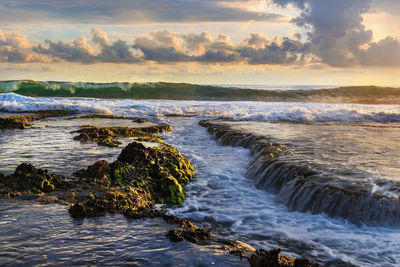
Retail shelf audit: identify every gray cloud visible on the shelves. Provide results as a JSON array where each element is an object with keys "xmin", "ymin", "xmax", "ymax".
[
  {"xmin": 133, "ymin": 30, "xmax": 306, "ymax": 64},
  {"xmin": 34, "ymin": 38, "xmax": 94, "ymax": 63},
  {"xmin": 0, "ymin": 30, "xmax": 47, "ymax": 62},
  {"xmin": 34, "ymin": 29, "xmax": 141, "ymax": 63},
  {"xmin": 0, "ymin": 28, "xmax": 308, "ymax": 65},
  {"xmin": 271, "ymin": 0, "xmax": 400, "ymax": 67},
  {"xmin": 370, "ymin": 0, "xmax": 400, "ymax": 16},
  {"xmin": 238, "ymin": 37, "xmax": 310, "ymax": 64},
  {"xmin": 358, "ymin": 37, "xmax": 400, "ymax": 67},
  {"xmin": 0, "ymin": 0, "xmax": 285, "ymax": 25},
  {"xmin": 2, "ymin": 17, "xmax": 400, "ymax": 68}
]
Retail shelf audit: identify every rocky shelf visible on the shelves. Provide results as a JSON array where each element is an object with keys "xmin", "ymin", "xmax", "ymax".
[{"xmin": 0, "ymin": 111, "xmax": 321, "ymax": 267}]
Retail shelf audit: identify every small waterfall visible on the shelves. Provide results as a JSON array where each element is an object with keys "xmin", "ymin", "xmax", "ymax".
[{"xmin": 199, "ymin": 120, "xmax": 400, "ymax": 227}]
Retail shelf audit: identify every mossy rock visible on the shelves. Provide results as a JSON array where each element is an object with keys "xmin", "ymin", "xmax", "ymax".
[
  {"xmin": 0, "ymin": 110, "xmax": 69, "ymax": 130},
  {"xmin": 0, "ymin": 163, "xmax": 68, "ymax": 195},
  {"xmin": 111, "ymin": 142, "xmax": 195, "ymax": 205},
  {"xmin": 248, "ymin": 248, "xmax": 321, "ymax": 267},
  {"xmin": 72, "ymin": 125, "xmax": 169, "ymax": 147},
  {"xmin": 159, "ymin": 175, "xmax": 185, "ymax": 205},
  {"xmin": 68, "ymin": 186, "xmax": 152, "ymax": 218},
  {"xmin": 97, "ymin": 136, "xmax": 121, "ymax": 147}
]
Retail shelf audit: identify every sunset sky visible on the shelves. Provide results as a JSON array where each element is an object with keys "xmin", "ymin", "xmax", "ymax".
[{"xmin": 1, "ymin": 0, "xmax": 400, "ymax": 85}]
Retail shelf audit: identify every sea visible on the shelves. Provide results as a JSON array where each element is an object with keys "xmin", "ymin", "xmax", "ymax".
[{"xmin": 0, "ymin": 81, "xmax": 400, "ymax": 266}]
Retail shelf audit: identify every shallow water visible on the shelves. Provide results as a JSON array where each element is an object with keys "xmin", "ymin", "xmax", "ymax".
[
  {"xmin": 162, "ymin": 118, "xmax": 400, "ymax": 267},
  {"xmin": 0, "ymin": 200, "xmax": 245, "ymax": 266},
  {"xmin": 1, "ymin": 94, "xmax": 400, "ymax": 266},
  {"xmin": 0, "ymin": 126, "xmax": 124, "ymax": 176},
  {"xmin": 0, "ymin": 117, "xmax": 163, "ymax": 176},
  {"xmin": 224, "ymin": 121, "xmax": 400, "ymax": 195}
]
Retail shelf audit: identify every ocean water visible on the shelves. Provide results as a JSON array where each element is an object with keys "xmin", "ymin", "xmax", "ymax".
[
  {"xmin": 1, "ymin": 80, "xmax": 400, "ymax": 104},
  {"xmin": 0, "ymin": 200, "xmax": 244, "ymax": 266},
  {"xmin": 0, "ymin": 90, "xmax": 400, "ymax": 266}
]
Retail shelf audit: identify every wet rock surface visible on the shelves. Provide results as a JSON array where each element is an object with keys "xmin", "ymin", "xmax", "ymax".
[
  {"xmin": 0, "ymin": 114, "xmax": 321, "ymax": 266},
  {"xmin": 0, "ymin": 110, "xmax": 69, "ymax": 129},
  {"xmin": 249, "ymin": 249, "xmax": 321, "ymax": 267},
  {"xmin": 199, "ymin": 119, "xmax": 400, "ymax": 227},
  {"xmin": 65, "ymin": 113, "xmax": 151, "ymax": 123},
  {"xmin": 68, "ymin": 186, "xmax": 153, "ymax": 218},
  {"xmin": 0, "ymin": 163, "xmax": 69, "ymax": 196},
  {"xmin": 115, "ymin": 142, "xmax": 195, "ymax": 204},
  {"xmin": 72, "ymin": 124, "xmax": 171, "ymax": 147}
]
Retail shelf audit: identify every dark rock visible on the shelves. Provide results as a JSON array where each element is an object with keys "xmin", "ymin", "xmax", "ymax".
[
  {"xmin": 167, "ymin": 227, "xmax": 212, "ymax": 244},
  {"xmin": 249, "ymin": 249, "xmax": 293, "ymax": 267},
  {"xmin": 248, "ymin": 248, "xmax": 321, "ymax": 267},
  {"xmin": 294, "ymin": 258, "xmax": 321, "ymax": 267},
  {"xmin": 68, "ymin": 186, "xmax": 153, "ymax": 218},
  {"xmin": 72, "ymin": 125, "xmax": 170, "ymax": 147},
  {"xmin": 166, "ymin": 230, "xmax": 185, "ymax": 242},
  {"xmin": 0, "ymin": 163, "xmax": 68, "ymax": 196},
  {"xmin": 75, "ymin": 160, "xmax": 111, "ymax": 185},
  {"xmin": 69, "ymin": 203, "xmax": 86, "ymax": 218},
  {"xmin": 113, "ymin": 141, "xmax": 195, "ymax": 204},
  {"xmin": 0, "ymin": 110, "xmax": 69, "ymax": 130}
]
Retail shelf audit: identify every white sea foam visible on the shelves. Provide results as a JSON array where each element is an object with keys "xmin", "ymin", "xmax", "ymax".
[
  {"xmin": 1, "ymin": 93, "xmax": 400, "ymax": 123},
  {"xmin": 162, "ymin": 117, "xmax": 400, "ymax": 267},
  {"xmin": 1, "ymin": 93, "xmax": 400, "ymax": 266},
  {"xmin": 0, "ymin": 93, "xmax": 112, "ymax": 114}
]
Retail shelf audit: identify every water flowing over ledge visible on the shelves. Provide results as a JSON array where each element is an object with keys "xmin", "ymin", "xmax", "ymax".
[{"xmin": 199, "ymin": 120, "xmax": 400, "ymax": 227}]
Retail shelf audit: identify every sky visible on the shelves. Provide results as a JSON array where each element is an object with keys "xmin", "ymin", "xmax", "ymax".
[{"xmin": 0, "ymin": 0, "xmax": 400, "ymax": 85}]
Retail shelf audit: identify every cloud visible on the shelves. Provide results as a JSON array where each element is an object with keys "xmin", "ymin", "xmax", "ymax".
[
  {"xmin": 358, "ymin": 37, "xmax": 400, "ymax": 67},
  {"xmin": 0, "ymin": 0, "xmax": 286, "ymax": 25},
  {"xmin": 238, "ymin": 36, "xmax": 310, "ymax": 64},
  {"xmin": 133, "ymin": 30, "xmax": 306, "ymax": 64},
  {"xmin": 2, "ymin": 19, "xmax": 400, "ymax": 68},
  {"xmin": 369, "ymin": 0, "xmax": 400, "ymax": 16},
  {"xmin": 0, "ymin": 28, "xmax": 308, "ymax": 65},
  {"xmin": 270, "ymin": 0, "xmax": 400, "ymax": 67},
  {"xmin": 0, "ymin": 30, "xmax": 48, "ymax": 62},
  {"xmin": 34, "ymin": 38, "xmax": 94, "ymax": 63},
  {"xmin": 133, "ymin": 30, "xmax": 191, "ymax": 63},
  {"xmin": 34, "ymin": 28, "xmax": 141, "ymax": 63}
]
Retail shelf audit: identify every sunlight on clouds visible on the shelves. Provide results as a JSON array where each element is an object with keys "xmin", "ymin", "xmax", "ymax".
[{"xmin": 363, "ymin": 12, "xmax": 400, "ymax": 41}]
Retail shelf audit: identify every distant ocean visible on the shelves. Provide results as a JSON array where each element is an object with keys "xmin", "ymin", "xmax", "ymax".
[{"xmin": 1, "ymin": 81, "xmax": 400, "ymax": 266}]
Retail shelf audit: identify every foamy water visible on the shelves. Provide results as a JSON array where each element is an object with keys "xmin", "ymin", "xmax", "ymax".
[
  {"xmin": 1, "ymin": 93, "xmax": 400, "ymax": 266},
  {"xmin": 1, "ymin": 93, "xmax": 400, "ymax": 123}
]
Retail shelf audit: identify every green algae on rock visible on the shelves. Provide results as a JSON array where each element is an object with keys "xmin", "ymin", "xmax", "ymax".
[
  {"xmin": 72, "ymin": 124, "xmax": 171, "ymax": 147},
  {"xmin": 69, "ymin": 186, "xmax": 153, "ymax": 218},
  {"xmin": 248, "ymin": 248, "xmax": 321, "ymax": 267},
  {"xmin": 0, "ymin": 163, "xmax": 68, "ymax": 196},
  {"xmin": 75, "ymin": 141, "xmax": 195, "ymax": 206},
  {"xmin": 124, "ymin": 208, "xmax": 321, "ymax": 267},
  {"xmin": 65, "ymin": 113, "xmax": 151, "ymax": 123},
  {"xmin": 0, "ymin": 124, "xmax": 321, "ymax": 267},
  {"xmin": 0, "ymin": 110, "xmax": 70, "ymax": 129},
  {"xmin": 114, "ymin": 142, "xmax": 195, "ymax": 204}
]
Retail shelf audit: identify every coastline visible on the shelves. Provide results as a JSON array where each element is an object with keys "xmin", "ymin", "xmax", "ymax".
[{"xmin": 0, "ymin": 110, "xmax": 321, "ymax": 267}]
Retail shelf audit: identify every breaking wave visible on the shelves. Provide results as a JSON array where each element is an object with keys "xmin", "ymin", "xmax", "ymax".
[
  {"xmin": 1, "ymin": 93, "xmax": 400, "ymax": 123},
  {"xmin": 0, "ymin": 80, "xmax": 400, "ymax": 104}
]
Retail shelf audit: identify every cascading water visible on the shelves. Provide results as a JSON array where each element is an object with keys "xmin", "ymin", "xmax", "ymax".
[
  {"xmin": 1, "ymin": 93, "xmax": 400, "ymax": 266},
  {"xmin": 200, "ymin": 120, "xmax": 400, "ymax": 227}
]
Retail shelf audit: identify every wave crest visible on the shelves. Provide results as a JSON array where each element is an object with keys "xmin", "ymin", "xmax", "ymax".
[{"xmin": 1, "ymin": 80, "xmax": 399, "ymax": 104}]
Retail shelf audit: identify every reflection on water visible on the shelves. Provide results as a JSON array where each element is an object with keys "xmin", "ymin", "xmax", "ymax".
[
  {"xmin": 0, "ymin": 200, "xmax": 246, "ymax": 266},
  {"xmin": 0, "ymin": 126, "xmax": 125, "ymax": 176},
  {"xmin": 1, "ymin": 108, "xmax": 400, "ymax": 266}
]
